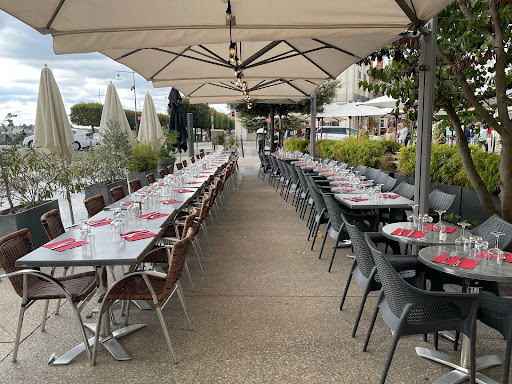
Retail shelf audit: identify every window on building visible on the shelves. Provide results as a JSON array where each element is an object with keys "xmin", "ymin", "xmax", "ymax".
[{"xmin": 358, "ymin": 70, "xmax": 361, "ymax": 79}]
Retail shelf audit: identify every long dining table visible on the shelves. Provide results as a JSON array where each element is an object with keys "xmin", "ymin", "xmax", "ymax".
[{"xmin": 15, "ymin": 153, "xmax": 231, "ymax": 365}]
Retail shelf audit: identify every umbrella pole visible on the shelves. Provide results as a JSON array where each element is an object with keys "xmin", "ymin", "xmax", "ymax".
[{"xmin": 66, "ymin": 190, "xmax": 75, "ymax": 225}]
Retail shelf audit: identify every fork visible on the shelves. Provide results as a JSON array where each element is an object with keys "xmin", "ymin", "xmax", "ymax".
[{"xmin": 49, "ymin": 239, "xmax": 75, "ymax": 250}]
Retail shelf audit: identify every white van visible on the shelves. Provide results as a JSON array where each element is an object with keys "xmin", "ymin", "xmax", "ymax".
[{"xmin": 318, "ymin": 127, "xmax": 358, "ymax": 140}]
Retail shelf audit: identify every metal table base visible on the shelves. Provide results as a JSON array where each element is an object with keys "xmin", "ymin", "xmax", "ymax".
[
  {"xmin": 53, "ymin": 323, "xmax": 146, "ymax": 365},
  {"xmin": 416, "ymin": 347, "xmax": 500, "ymax": 384}
]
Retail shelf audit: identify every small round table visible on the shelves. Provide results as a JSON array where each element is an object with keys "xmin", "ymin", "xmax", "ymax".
[
  {"xmin": 417, "ymin": 245, "xmax": 512, "ymax": 383},
  {"xmin": 382, "ymin": 221, "xmax": 461, "ymax": 247}
]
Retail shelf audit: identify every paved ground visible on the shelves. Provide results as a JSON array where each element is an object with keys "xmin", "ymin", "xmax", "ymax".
[{"xmin": 0, "ymin": 151, "xmax": 509, "ymax": 383}]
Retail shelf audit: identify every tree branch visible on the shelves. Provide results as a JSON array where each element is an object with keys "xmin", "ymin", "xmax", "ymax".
[
  {"xmin": 458, "ymin": 2, "xmax": 493, "ymax": 39},
  {"xmin": 436, "ymin": 45, "xmax": 502, "ymax": 134}
]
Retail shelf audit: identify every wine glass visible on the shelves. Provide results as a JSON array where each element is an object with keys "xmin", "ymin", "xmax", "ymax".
[
  {"xmin": 433, "ymin": 209, "xmax": 446, "ymax": 231},
  {"xmin": 409, "ymin": 203, "xmax": 419, "ymax": 216},
  {"xmin": 489, "ymin": 231, "xmax": 505, "ymax": 264},
  {"xmin": 455, "ymin": 222, "xmax": 471, "ymax": 252}
]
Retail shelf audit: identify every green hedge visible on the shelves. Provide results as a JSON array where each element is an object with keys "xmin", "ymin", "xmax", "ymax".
[
  {"xmin": 397, "ymin": 144, "xmax": 500, "ymax": 193},
  {"xmin": 283, "ymin": 136, "xmax": 398, "ymax": 169}
]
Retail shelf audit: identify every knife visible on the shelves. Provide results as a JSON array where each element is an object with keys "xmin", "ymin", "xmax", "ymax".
[
  {"xmin": 453, "ymin": 258, "xmax": 464, "ymax": 267},
  {"xmin": 441, "ymin": 255, "xmax": 452, "ymax": 264},
  {"xmin": 49, "ymin": 239, "xmax": 75, "ymax": 250}
]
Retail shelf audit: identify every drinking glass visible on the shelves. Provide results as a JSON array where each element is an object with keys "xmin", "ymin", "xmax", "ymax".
[
  {"xmin": 438, "ymin": 223, "xmax": 447, "ymax": 241},
  {"xmin": 79, "ymin": 222, "xmax": 91, "ymax": 241},
  {"xmin": 433, "ymin": 209, "xmax": 446, "ymax": 231},
  {"xmin": 475, "ymin": 239, "xmax": 489, "ymax": 262},
  {"xmin": 409, "ymin": 203, "xmax": 419, "ymax": 216},
  {"xmin": 489, "ymin": 231, "xmax": 505, "ymax": 264},
  {"xmin": 455, "ymin": 222, "xmax": 471, "ymax": 253}
]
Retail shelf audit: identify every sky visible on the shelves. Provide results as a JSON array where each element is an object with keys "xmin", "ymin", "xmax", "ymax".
[{"xmin": 0, "ymin": 12, "xmax": 228, "ymax": 126}]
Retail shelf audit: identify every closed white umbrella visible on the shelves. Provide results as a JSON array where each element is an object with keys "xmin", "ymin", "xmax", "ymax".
[
  {"xmin": 99, "ymin": 82, "xmax": 135, "ymax": 142},
  {"xmin": 138, "ymin": 92, "xmax": 165, "ymax": 148},
  {"xmin": 34, "ymin": 64, "xmax": 74, "ymax": 163}
]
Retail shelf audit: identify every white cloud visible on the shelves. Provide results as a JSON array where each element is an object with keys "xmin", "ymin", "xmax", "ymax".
[{"xmin": 0, "ymin": 12, "xmax": 227, "ymax": 125}]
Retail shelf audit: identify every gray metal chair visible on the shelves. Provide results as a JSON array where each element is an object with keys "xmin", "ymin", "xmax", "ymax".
[
  {"xmin": 470, "ymin": 214, "xmax": 512, "ymax": 250},
  {"xmin": 364, "ymin": 232, "xmax": 478, "ymax": 384},
  {"xmin": 381, "ymin": 176, "xmax": 398, "ymax": 193},
  {"xmin": 306, "ymin": 178, "xmax": 330, "ymax": 250},
  {"xmin": 392, "ymin": 181, "xmax": 415, "ymax": 200},
  {"xmin": 340, "ymin": 216, "xmax": 424, "ymax": 338},
  {"xmin": 428, "ymin": 189, "xmax": 456, "ymax": 220},
  {"xmin": 353, "ymin": 164, "xmax": 367, "ymax": 176}
]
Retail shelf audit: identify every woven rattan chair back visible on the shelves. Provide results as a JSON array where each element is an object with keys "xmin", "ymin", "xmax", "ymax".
[
  {"xmin": 190, "ymin": 156, "xmax": 195, "ymax": 164},
  {"xmin": 129, "ymin": 178, "xmax": 142, "ymax": 192},
  {"xmin": 146, "ymin": 173, "xmax": 156, "ymax": 184},
  {"xmin": 168, "ymin": 164, "xmax": 175, "ymax": 174},
  {"xmin": 84, "ymin": 194, "xmax": 106, "ymax": 218},
  {"xmin": 109, "ymin": 185, "xmax": 126, "ymax": 203},
  {"xmin": 182, "ymin": 160, "xmax": 188, "ymax": 167},
  {"xmin": 159, "ymin": 169, "xmax": 165, "ymax": 178},
  {"xmin": 41, "ymin": 209, "xmax": 65, "ymax": 241},
  {"xmin": 393, "ymin": 181, "xmax": 415, "ymax": 200},
  {"xmin": 175, "ymin": 162, "xmax": 183, "ymax": 170}
]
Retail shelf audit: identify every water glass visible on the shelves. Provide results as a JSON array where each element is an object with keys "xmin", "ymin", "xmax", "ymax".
[{"xmin": 438, "ymin": 223, "xmax": 447, "ymax": 241}]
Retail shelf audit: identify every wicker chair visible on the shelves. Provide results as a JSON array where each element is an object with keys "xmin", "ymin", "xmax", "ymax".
[
  {"xmin": 92, "ymin": 229, "xmax": 194, "ymax": 365},
  {"xmin": 84, "ymin": 194, "xmax": 106, "ymax": 218},
  {"xmin": 41, "ymin": 209, "xmax": 65, "ymax": 240},
  {"xmin": 0, "ymin": 229, "xmax": 96, "ymax": 363},
  {"xmin": 129, "ymin": 178, "xmax": 142, "ymax": 192},
  {"xmin": 428, "ymin": 189, "xmax": 456, "ymax": 220},
  {"xmin": 392, "ymin": 181, "xmax": 415, "ymax": 200},
  {"xmin": 340, "ymin": 217, "xmax": 424, "ymax": 338},
  {"xmin": 200, "ymin": 152, "xmax": 205, "ymax": 158},
  {"xmin": 318, "ymin": 191, "xmax": 378, "ymax": 272},
  {"xmin": 167, "ymin": 164, "xmax": 175, "ymax": 174},
  {"xmin": 146, "ymin": 173, "xmax": 156, "ymax": 184},
  {"xmin": 477, "ymin": 293, "xmax": 512, "ymax": 384},
  {"xmin": 364, "ymin": 232, "xmax": 478, "ymax": 384},
  {"xmin": 182, "ymin": 160, "xmax": 188, "ymax": 167},
  {"xmin": 469, "ymin": 214, "xmax": 512, "ymax": 249},
  {"xmin": 190, "ymin": 156, "xmax": 195, "ymax": 163},
  {"xmin": 159, "ymin": 169, "xmax": 165, "ymax": 179},
  {"xmin": 196, "ymin": 154, "xmax": 201, "ymax": 160},
  {"xmin": 109, "ymin": 185, "xmax": 126, "ymax": 203},
  {"xmin": 175, "ymin": 162, "xmax": 183, "ymax": 170}
]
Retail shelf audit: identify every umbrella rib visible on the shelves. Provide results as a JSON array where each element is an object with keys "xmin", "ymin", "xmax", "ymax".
[
  {"xmin": 393, "ymin": 0, "xmax": 423, "ymax": 30},
  {"xmin": 249, "ymin": 79, "xmax": 285, "ymax": 92},
  {"xmin": 279, "ymin": 79, "xmax": 309, "ymax": 97},
  {"xmin": 46, "ymin": 0, "xmax": 66, "ymax": 29},
  {"xmin": 188, "ymin": 83, "xmax": 205, "ymax": 97},
  {"xmin": 150, "ymin": 47, "xmax": 192, "ymax": 80},
  {"xmin": 244, "ymin": 47, "xmax": 327, "ymax": 70},
  {"xmin": 241, "ymin": 41, "xmax": 283, "ymax": 67},
  {"xmin": 152, "ymin": 47, "xmax": 231, "ymax": 69},
  {"xmin": 283, "ymin": 41, "xmax": 334, "ymax": 79},
  {"xmin": 196, "ymin": 45, "xmax": 228, "ymax": 64},
  {"xmin": 114, "ymin": 48, "xmax": 144, "ymax": 61},
  {"xmin": 312, "ymin": 39, "xmax": 362, "ymax": 60}
]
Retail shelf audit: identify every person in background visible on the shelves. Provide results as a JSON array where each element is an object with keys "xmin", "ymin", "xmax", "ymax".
[
  {"xmin": 385, "ymin": 125, "xmax": 396, "ymax": 141},
  {"xmin": 436, "ymin": 131, "xmax": 446, "ymax": 144},
  {"xmin": 256, "ymin": 125, "xmax": 267, "ymax": 153},
  {"xmin": 304, "ymin": 122, "xmax": 310, "ymax": 140},
  {"xmin": 273, "ymin": 132, "xmax": 279, "ymax": 149},
  {"xmin": 284, "ymin": 126, "xmax": 293, "ymax": 140},
  {"xmin": 398, "ymin": 123, "xmax": 409, "ymax": 145},
  {"xmin": 479, "ymin": 122, "xmax": 489, "ymax": 151}
]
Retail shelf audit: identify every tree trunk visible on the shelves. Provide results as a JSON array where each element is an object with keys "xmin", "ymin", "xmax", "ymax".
[
  {"xmin": 499, "ymin": 133, "xmax": 512, "ymax": 222},
  {"xmin": 444, "ymin": 101, "xmax": 499, "ymax": 217}
]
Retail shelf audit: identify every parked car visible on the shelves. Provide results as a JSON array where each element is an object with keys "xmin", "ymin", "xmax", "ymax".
[
  {"xmin": 23, "ymin": 128, "xmax": 95, "ymax": 150},
  {"xmin": 318, "ymin": 127, "xmax": 358, "ymax": 140}
]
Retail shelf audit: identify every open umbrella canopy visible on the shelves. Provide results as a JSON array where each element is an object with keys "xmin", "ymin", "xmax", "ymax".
[
  {"xmin": 33, "ymin": 64, "xmax": 74, "ymax": 163},
  {"xmin": 317, "ymin": 103, "xmax": 392, "ymax": 118},
  {"xmin": 1, "ymin": 1, "xmax": 453, "ymax": 54},
  {"xmin": 138, "ymin": 92, "xmax": 165, "ymax": 148},
  {"xmin": 361, "ymin": 95, "xmax": 404, "ymax": 109},
  {"xmin": 99, "ymin": 82, "xmax": 135, "ymax": 142}
]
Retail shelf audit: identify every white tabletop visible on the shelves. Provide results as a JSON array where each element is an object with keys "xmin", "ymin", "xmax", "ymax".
[{"xmin": 334, "ymin": 193, "xmax": 413, "ymax": 210}]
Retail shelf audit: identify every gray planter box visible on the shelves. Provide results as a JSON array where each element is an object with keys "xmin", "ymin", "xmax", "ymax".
[
  {"xmin": 157, "ymin": 158, "xmax": 175, "ymax": 175},
  {"xmin": 84, "ymin": 179, "xmax": 128, "ymax": 206},
  {"xmin": 0, "ymin": 199, "xmax": 59, "ymax": 249}
]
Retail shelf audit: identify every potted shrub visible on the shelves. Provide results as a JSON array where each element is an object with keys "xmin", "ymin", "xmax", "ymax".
[
  {"xmin": 127, "ymin": 142, "xmax": 160, "ymax": 187},
  {"xmin": 0, "ymin": 146, "xmax": 82, "ymax": 248},
  {"xmin": 73, "ymin": 118, "xmax": 132, "ymax": 205},
  {"xmin": 157, "ymin": 130, "xmax": 178, "ymax": 175}
]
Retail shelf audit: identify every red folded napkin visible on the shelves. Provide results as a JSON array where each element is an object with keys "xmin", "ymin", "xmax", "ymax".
[
  {"xmin": 137, "ymin": 190, "xmax": 151, "ymax": 194},
  {"xmin": 54, "ymin": 241, "xmax": 88, "ymax": 251},
  {"xmin": 334, "ymin": 182, "xmax": 351, "ymax": 186},
  {"xmin": 478, "ymin": 251, "xmax": 512, "ymax": 262},
  {"xmin": 137, "ymin": 212, "xmax": 167, "ymax": 220},
  {"xmin": 158, "ymin": 199, "xmax": 183, "ymax": 205},
  {"xmin": 424, "ymin": 223, "xmax": 458, "ymax": 233},
  {"xmin": 432, "ymin": 254, "xmax": 480, "ymax": 269},
  {"xmin": 174, "ymin": 189, "xmax": 195, "ymax": 193},
  {"xmin": 320, "ymin": 172, "xmax": 337, "ymax": 176},
  {"xmin": 120, "ymin": 201, "xmax": 143, "ymax": 206},
  {"xmin": 87, "ymin": 218, "xmax": 113, "ymax": 227},
  {"xmin": 390, "ymin": 228, "xmax": 426, "ymax": 238},
  {"xmin": 194, "ymin": 176, "xmax": 207, "ymax": 179},
  {"xmin": 331, "ymin": 177, "xmax": 348, "ymax": 180},
  {"xmin": 186, "ymin": 182, "xmax": 202, "ymax": 185},
  {"xmin": 43, "ymin": 238, "xmax": 75, "ymax": 249},
  {"xmin": 159, "ymin": 183, "xmax": 166, "ymax": 186},
  {"xmin": 302, "ymin": 166, "xmax": 315, "ymax": 169},
  {"xmin": 344, "ymin": 197, "xmax": 368, "ymax": 202},
  {"xmin": 380, "ymin": 194, "xmax": 400, "ymax": 199},
  {"xmin": 475, "ymin": 251, "xmax": 493, "ymax": 259},
  {"xmin": 335, "ymin": 188, "xmax": 355, "ymax": 193},
  {"xmin": 120, "ymin": 231, "xmax": 157, "ymax": 242}
]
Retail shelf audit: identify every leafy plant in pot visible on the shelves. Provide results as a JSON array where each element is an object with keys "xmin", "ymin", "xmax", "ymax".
[
  {"xmin": 127, "ymin": 142, "xmax": 160, "ymax": 187},
  {"xmin": 72, "ymin": 118, "xmax": 132, "ymax": 204},
  {"xmin": 0, "ymin": 145, "xmax": 84, "ymax": 247},
  {"xmin": 157, "ymin": 130, "xmax": 179, "ymax": 175}
]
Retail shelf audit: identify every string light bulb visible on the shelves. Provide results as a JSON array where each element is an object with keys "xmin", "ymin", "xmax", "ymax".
[{"xmin": 225, "ymin": 0, "xmax": 232, "ymax": 21}]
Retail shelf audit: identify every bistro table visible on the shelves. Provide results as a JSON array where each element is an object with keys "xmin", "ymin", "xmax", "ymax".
[
  {"xmin": 382, "ymin": 221, "xmax": 461, "ymax": 247},
  {"xmin": 334, "ymin": 193, "xmax": 414, "ymax": 210},
  {"xmin": 417, "ymin": 245, "xmax": 511, "ymax": 384},
  {"xmin": 15, "ymin": 158, "xmax": 227, "ymax": 365}
]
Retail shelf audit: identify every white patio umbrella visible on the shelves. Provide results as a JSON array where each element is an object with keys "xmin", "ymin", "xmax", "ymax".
[
  {"xmin": 99, "ymin": 82, "xmax": 135, "ymax": 142},
  {"xmin": 361, "ymin": 95, "xmax": 404, "ymax": 109},
  {"xmin": 34, "ymin": 65, "xmax": 74, "ymax": 163},
  {"xmin": 34, "ymin": 64, "xmax": 76, "ymax": 222},
  {"xmin": 138, "ymin": 92, "xmax": 165, "ymax": 148}
]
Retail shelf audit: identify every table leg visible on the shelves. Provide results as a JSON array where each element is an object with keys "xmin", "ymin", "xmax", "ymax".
[{"xmin": 52, "ymin": 266, "xmax": 146, "ymax": 365}]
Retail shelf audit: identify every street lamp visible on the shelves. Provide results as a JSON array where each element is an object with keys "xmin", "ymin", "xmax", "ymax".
[{"xmin": 116, "ymin": 70, "xmax": 139, "ymax": 135}]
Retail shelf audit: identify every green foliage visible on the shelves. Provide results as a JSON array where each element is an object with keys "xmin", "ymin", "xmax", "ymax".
[
  {"xmin": 222, "ymin": 134, "xmax": 238, "ymax": 150},
  {"xmin": 0, "ymin": 146, "xmax": 83, "ymax": 213},
  {"xmin": 182, "ymin": 98, "xmax": 212, "ymax": 129},
  {"xmin": 157, "ymin": 113, "xmax": 170, "ymax": 128},
  {"xmin": 315, "ymin": 139, "xmax": 337, "ymax": 159},
  {"xmin": 124, "ymin": 109, "xmax": 141, "ymax": 131},
  {"xmin": 127, "ymin": 142, "xmax": 159, "ymax": 173},
  {"xmin": 397, "ymin": 144, "xmax": 501, "ymax": 192},
  {"xmin": 70, "ymin": 102, "xmax": 102, "ymax": 128},
  {"xmin": 159, "ymin": 130, "xmax": 179, "ymax": 160},
  {"xmin": 284, "ymin": 137, "xmax": 310, "ymax": 153},
  {"xmin": 72, "ymin": 118, "xmax": 131, "ymax": 185},
  {"xmin": 328, "ymin": 138, "xmax": 398, "ymax": 168}
]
